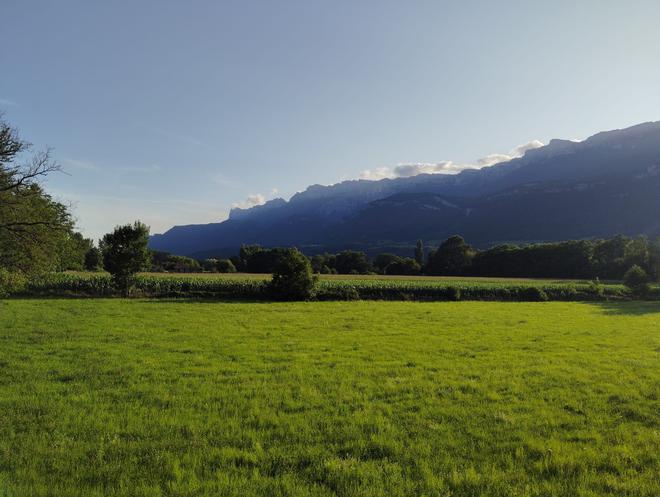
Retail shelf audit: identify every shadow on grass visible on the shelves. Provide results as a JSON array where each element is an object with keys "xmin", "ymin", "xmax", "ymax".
[{"xmin": 589, "ymin": 301, "xmax": 660, "ymax": 316}]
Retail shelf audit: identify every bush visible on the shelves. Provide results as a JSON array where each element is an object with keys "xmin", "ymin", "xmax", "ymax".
[
  {"xmin": 623, "ymin": 265, "xmax": 650, "ymax": 297},
  {"xmin": 0, "ymin": 269, "xmax": 27, "ymax": 297},
  {"xmin": 518, "ymin": 287, "xmax": 549, "ymax": 302},
  {"xmin": 269, "ymin": 249, "xmax": 317, "ymax": 301}
]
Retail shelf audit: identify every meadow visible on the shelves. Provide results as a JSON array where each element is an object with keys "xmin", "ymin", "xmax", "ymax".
[{"xmin": 0, "ymin": 299, "xmax": 658, "ymax": 496}]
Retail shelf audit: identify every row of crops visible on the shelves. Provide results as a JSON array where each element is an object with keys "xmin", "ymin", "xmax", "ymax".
[{"xmin": 16, "ymin": 272, "xmax": 643, "ymax": 301}]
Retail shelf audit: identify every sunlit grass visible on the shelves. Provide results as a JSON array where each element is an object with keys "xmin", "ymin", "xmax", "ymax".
[{"xmin": 0, "ymin": 299, "xmax": 658, "ymax": 496}]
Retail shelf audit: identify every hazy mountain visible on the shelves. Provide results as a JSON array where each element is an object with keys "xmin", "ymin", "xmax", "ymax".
[{"xmin": 150, "ymin": 122, "xmax": 660, "ymax": 257}]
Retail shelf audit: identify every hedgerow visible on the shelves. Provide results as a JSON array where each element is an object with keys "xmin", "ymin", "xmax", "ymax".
[{"xmin": 11, "ymin": 272, "xmax": 646, "ymax": 301}]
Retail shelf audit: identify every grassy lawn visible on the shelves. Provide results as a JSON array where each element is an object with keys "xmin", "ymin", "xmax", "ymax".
[{"xmin": 0, "ymin": 300, "xmax": 658, "ymax": 496}]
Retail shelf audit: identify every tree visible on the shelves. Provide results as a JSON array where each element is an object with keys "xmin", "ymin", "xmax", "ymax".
[
  {"xmin": 84, "ymin": 246, "xmax": 102, "ymax": 271},
  {"xmin": 100, "ymin": 221, "xmax": 151, "ymax": 296},
  {"xmin": 216, "ymin": 259, "xmax": 237, "ymax": 273},
  {"xmin": 624, "ymin": 236, "xmax": 650, "ymax": 272},
  {"xmin": 649, "ymin": 238, "xmax": 660, "ymax": 282},
  {"xmin": 426, "ymin": 235, "xmax": 474, "ymax": 276},
  {"xmin": 373, "ymin": 253, "xmax": 402, "ymax": 274},
  {"xmin": 385, "ymin": 257, "xmax": 421, "ymax": 275},
  {"xmin": 414, "ymin": 239, "xmax": 424, "ymax": 266},
  {"xmin": 623, "ymin": 265, "xmax": 650, "ymax": 298},
  {"xmin": 334, "ymin": 250, "xmax": 371, "ymax": 274},
  {"xmin": 0, "ymin": 114, "xmax": 83, "ymax": 274},
  {"xmin": 58, "ymin": 232, "xmax": 93, "ymax": 271},
  {"xmin": 592, "ymin": 235, "xmax": 629, "ymax": 279},
  {"xmin": 269, "ymin": 248, "xmax": 317, "ymax": 300}
]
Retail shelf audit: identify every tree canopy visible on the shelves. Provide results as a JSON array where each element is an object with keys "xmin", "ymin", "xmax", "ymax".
[{"xmin": 0, "ymin": 115, "xmax": 87, "ymax": 274}]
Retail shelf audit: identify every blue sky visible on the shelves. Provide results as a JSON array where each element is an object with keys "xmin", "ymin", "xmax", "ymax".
[{"xmin": 2, "ymin": 0, "xmax": 660, "ymax": 240}]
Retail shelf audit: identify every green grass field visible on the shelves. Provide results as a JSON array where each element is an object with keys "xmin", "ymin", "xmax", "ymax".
[{"xmin": 1, "ymin": 299, "xmax": 658, "ymax": 496}]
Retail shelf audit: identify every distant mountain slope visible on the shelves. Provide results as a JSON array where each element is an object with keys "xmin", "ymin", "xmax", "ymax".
[{"xmin": 150, "ymin": 122, "xmax": 660, "ymax": 257}]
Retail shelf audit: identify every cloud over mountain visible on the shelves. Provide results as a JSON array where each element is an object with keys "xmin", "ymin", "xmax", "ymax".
[{"xmin": 359, "ymin": 140, "xmax": 544, "ymax": 180}]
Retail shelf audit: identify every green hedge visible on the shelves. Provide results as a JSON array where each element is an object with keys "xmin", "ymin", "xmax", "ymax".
[{"xmin": 12, "ymin": 272, "xmax": 644, "ymax": 302}]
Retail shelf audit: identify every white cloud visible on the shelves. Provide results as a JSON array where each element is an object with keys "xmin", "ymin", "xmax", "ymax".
[
  {"xmin": 359, "ymin": 140, "xmax": 544, "ymax": 180},
  {"xmin": 0, "ymin": 98, "xmax": 17, "ymax": 107},
  {"xmin": 231, "ymin": 193, "xmax": 266, "ymax": 210}
]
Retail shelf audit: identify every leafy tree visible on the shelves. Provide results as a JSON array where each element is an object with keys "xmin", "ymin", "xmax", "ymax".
[
  {"xmin": 414, "ymin": 239, "xmax": 424, "ymax": 266},
  {"xmin": 373, "ymin": 253, "xmax": 402, "ymax": 274},
  {"xmin": 310, "ymin": 253, "xmax": 336, "ymax": 274},
  {"xmin": 624, "ymin": 236, "xmax": 650, "ymax": 271},
  {"xmin": 426, "ymin": 235, "xmax": 474, "ymax": 276},
  {"xmin": 216, "ymin": 259, "xmax": 237, "ymax": 273},
  {"xmin": 592, "ymin": 235, "xmax": 629, "ymax": 279},
  {"xmin": 58, "ymin": 232, "xmax": 93, "ymax": 271},
  {"xmin": 623, "ymin": 265, "xmax": 650, "ymax": 298},
  {"xmin": 334, "ymin": 250, "xmax": 371, "ymax": 274},
  {"xmin": 84, "ymin": 246, "xmax": 102, "ymax": 271},
  {"xmin": 372, "ymin": 253, "xmax": 421, "ymax": 275},
  {"xmin": 202, "ymin": 258, "xmax": 218, "ymax": 272},
  {"xmin": 100, "ymin": 221, "xmax": 151, "ymax": 296},
  {"xmin": 0, "ymin": 114, "xmax": 82, "ymax": 274},
  {"xmin": 649, "ymin": 238, "xmax": 660, "ymax": 281},
  {"xmin": 269, "ymin": 248, "xmax": 317, "ymax": 300},
  {"xmin": 385, "ymin": 257, "xmax": 421, "ymax": 275}
]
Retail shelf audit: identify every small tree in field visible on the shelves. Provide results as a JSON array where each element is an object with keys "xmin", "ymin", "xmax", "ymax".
[
  {"xmin": 100, "ymin": 221, "xmax": 151, "ymax": 296},
  {"xmin": 623, "ymin": 265, "xmax": 650, "ymax": 298},
  {"xmin": 269, "ymin": 248, "xmax": 317, "ymax": 300}
]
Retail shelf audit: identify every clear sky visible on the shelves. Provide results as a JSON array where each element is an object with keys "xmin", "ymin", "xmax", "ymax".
[{"xmin": 2, "ymin": 0, "xmax": 660, "ymax": 240}]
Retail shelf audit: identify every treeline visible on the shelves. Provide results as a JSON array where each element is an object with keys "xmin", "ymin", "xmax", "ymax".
[
  {"xmin": 428, "ymin": 235, "xmax": 660, "ymax": 281},
  {"xmin": 191, "ymin": 235, "xmax": 660, "ymax": 282}
]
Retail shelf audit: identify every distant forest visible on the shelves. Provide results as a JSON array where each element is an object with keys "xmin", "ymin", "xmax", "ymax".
[{"xmin": 145, "ymin": 235, "xmax": 660, "ymax": 282}]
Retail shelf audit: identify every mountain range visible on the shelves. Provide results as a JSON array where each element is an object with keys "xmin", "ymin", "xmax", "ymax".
[{"xmin": 149, "ymin": 122, "xmax": 660, "ymax": 257}]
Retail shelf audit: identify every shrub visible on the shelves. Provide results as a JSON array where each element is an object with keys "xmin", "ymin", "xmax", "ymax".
[
  {"xmin": 0, "ymin": 269, "xmax": 27, "ymax": 297},
  {"xmin": 518, "ymin": 287, "xmax": 549, "ymax": 302},
  {"xmin": 623, "ymin": 265, "xmax": 650, "ymax": 297},
  {"xmin": 269, "ymin": 248, "xmax": 317, "ymax": 300}
]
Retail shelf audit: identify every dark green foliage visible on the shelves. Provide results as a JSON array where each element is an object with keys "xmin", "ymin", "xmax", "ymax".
[
  {"xmin": 201, "ymin": 258, "xmax": 218, "ymax": 272},
  {"xmin": 373, "ymin": 253, "xmax": 420, "ymax": 275},
  {"xmin": 333, "ymin": 250, "xmax": 371, "ymax": 274},
  {"xmin": 100, "ymin": 221, "xmax": 151, "ymax": 296},
  {"xmin": 0, "ymin": 115, "xmax": 86, "ymax": 274},
  {"xmin": 624, "ymin": 236, "xmax": 650, "ymax": 270},
  {"xmin": 414, "ymin": 239, "xmax": 424, "ymax": 265},
  {"xmin": 216, "ymin": 259, "xmax": 237, "ymax": 273},
  {"xmin": 649, "ymin": 238, "xmax": 660, "ymax": 281},
  {"xmin": 592, "ymin": 235, "xmax": 629, "ymax": 279},
  {"xmin": 236, "ymin": 245, "xmax": 299, "ymax": 273},
  {"xmin": 0, "ymin": 268, "xmax": 27, "ymax": 297},
  {"xmin": 385, "ymin": 257, "xmax": 421, "ymax": 275},
  {"xmin": 84, "ymin": 246, "xmax": 102, "ymax": 271},
  {"xmin": 623, "ymin": 265, "xmax": 650, "ymax": 297},
  {"xmin": 373, "ymin": 253, "xmax": 402, "ymax": 273},
  {"xmin": 151, "ymin": 251, "xmax": 201, "ymax": 272},
  {"xmin": 18, "ymin": 272, "xmax": 642, "ymax": 301},
  {"xmin": 471, "ymin": 240, "xmax": 594, "ymax": 279},
  {"xmin": 426, "ymin": 235, "xmax": 474, "ymax": 275},
  {"xmin": 269, "ymin": 248, "xmax": 317, "ymax": 300},
  {"xmin": 310, "ymin": 253, "xmax": 338, "ymax": 274}
]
